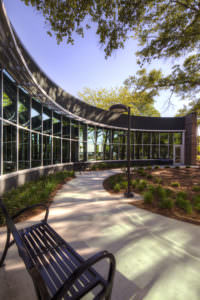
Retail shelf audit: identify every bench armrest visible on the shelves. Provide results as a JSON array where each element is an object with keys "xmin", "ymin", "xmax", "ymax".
[
  {"xmin": 12, "ymin": 203, "xmax": 49, "ymax": 223},
  {"xmin": 55, "ymin": 250, "xmax": 116, "ymax": 299}
]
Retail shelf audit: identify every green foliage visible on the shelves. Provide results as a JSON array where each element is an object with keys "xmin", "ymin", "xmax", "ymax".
[
  {"xmin": 146, "ymin": 174, "xmax": 153, "ymax": 180},
  {"xmin": 176, "ymin": 198, "xmax": 192, "ymax": 214},
  {"xmin": 176, "ymin": 191, "xmax": 187, "ymax": 200},
  {"xmin": 131, "ymin": 179, "xmax": 138, "ymax": 188},
  {"xmin": 160, "ymin": 198, "xmax": 174, "ymax": 210},
  {"xmin": 120, "ymin": 181, "xmax": 128, "ymax": 189},
  {"xmin": 165, "ymin": 188, "xmax": 173, "ymax": 198},
  {"xmin": 78, "ymin": 87, "xmax": 160, "ymax": 117},
  {"xmin": 171, "ymin": 182, "xmax": 180, "ymax": 188},
  {"xmin": 144, "ymin": 191, "xmax": 154, "ymax": 205},
  {"xmin": 0, "ymin": 171, "xmax": 75, "ymax": 226},
  {"xmin": 155, "ymin": 185, "xmax": 167, "ymax": 200},
  {"xmin": 192, "ymin": 186, "xmax": 200, "ymax": 192},
  {"xmin": 137, "ymin": 179, "xmax": 147, "ymax": 192},
  {"xmin": 186, "ymin": 165, "xmax": 191, "ymax": 168},
  {"xmin": 137, "ymin": 169, "xmax": 146, "ymax": 176},
  {"xmin": 164, "ymin": 165, "xmax": 170, "ymax": 168},
  {"xmin": 154, "ymin": 166, "xmax": 160, "ymax": 169},
  {"xmin": 114, "ymin": 183, "xmax": 121, "ymax": 193},
  {"xmin": 147, "ymin": 184, "xmax": 155, "ymax": 194},
  {"xmin": 154, "ymin": 177, "xmax": 162, "ymax": 184},
  {"xmin": 193, "ymin": 195, "xmax": 200, "ymax": 206}
]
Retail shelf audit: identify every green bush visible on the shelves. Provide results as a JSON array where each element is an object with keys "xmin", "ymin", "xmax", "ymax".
[
  {"xmin": 176, "ymin": 198, "xmax": 192, "ymax": 214},
  {"xmin": 165, "ymin": 188, "xmax": 173, "ymax": 197},
  {"xmin": 154, "ymin": 166, "xmax": 160, "ymax": 169},
  {"xmin": 137, "ymin": 169, "xmax": 146, "ymax": 176},
  {"xmin": 171, "ymin": 181, "xmax": 180, "ymax": 188},
  {"xmin": 175, "ymin": 166, "xmax": 180, "ymax": 169},
  {"xmin": 0, "ymin": 171, "xmax": 75, "ymax": 226},
  {"xmin": 192, "ymin": 186, "xmax": 200, "ymax": 192},
  {"xmin": 120, "ymin": 181, "xmax": 128, "ymax": 189},
  {"xmin": 194, "ymin": 203, "xmax": 200, "ymax": 212},
  {"xmin": 147, "ymin": 184, "xmax": 155, "ymax": 193},
  {"xmin": 164, "ymin": 165, "xmax": 170, "ymax": 168},
  {"xmin": 186, "ymin": 165, "xmax": 191, "ymax": 168},
  {"xmin": 114, "ymin": 183, "xmax": 121, "ymax": 193},
  {"xmin": 176, "ymin": 191, "xmax": 187, "ymax": 200},
  {"xmin": 160, "ymin": 198, "xmax": 174, "ymax": 210},
  {"xmin": 131, "ymin": 179, "xmax": 138, "ymax": 188},
  {"xmin": 193, "ymin": 195, "xmax": 200, "ymax": 206},
  {"xmin": 154, "ymin": 177, "xmax": 163, "ymax": 184},
  {"xmin": 146, "ymin": 166, "xmax": 152, "ymax": 170},
  {"xmin": 155, "ymin": 185, "xmax": 167, "ymax": 200},
  {"xmin": 137, "ymin": 180, "xmax": 147, "ymax": 192},
  {"xmin": 146, "ymin": 174, "xmax": 153, "ymax": 180},
  {"xmin": 144, "ymin": 191, "xmax": 154, "ymax": 204}
]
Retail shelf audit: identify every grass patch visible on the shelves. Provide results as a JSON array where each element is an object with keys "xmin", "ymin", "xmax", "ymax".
[{"xmin": 0, "ymin": 170, "xmax": 75, "ymax": 226}]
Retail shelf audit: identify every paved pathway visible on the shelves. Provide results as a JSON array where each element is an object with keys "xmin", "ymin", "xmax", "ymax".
[{"xmin": 1, "ymin": 170, "xmax": 200, "ymax": 300}]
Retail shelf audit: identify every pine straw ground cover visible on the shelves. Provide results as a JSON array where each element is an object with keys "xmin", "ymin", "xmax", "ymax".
[
  {"xmin": 0, "ymin": 170, "xmax": 75, "ymax": 226},
  {"xmin": 103, "ymin": 166, "xmax": 200, "ymax": 225}
]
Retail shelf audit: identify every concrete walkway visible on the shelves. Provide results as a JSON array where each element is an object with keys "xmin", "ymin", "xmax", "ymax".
[{"xmin": 1, "ymin": 170, "xmax": 200, "ymax": 300}]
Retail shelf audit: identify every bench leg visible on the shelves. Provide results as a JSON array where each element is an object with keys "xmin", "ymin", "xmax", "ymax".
[{"xmin": 0, "ymin": 229, "xmax": 11, "ymax": 267}]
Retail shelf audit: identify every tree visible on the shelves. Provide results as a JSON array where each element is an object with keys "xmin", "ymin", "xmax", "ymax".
[
  {"xmin": 78, "ymin": 86, "xmax": 160, "ymax": 116},
  {"xmin": 21, "ymin": 1, "xmax": 200, "ymax": 107}
]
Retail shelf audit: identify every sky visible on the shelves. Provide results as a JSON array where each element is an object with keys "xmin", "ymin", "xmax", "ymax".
[{"xmin": 3, "ymin": 0, "xmax": 189, "ymax": 117}]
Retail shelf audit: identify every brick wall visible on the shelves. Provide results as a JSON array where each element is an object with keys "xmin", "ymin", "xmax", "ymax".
[{"xmin": 184, "ymin": 112, "xmax": 197, "ymax": 165}]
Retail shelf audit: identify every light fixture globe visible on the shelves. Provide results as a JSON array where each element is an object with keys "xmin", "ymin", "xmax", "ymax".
[{"xmin": 109, "ymin": 104, "xmax": 128, "ymax": 114}]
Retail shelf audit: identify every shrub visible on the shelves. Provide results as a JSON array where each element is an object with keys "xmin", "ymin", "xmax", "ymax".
[
  {"xmin": 195, "ymin": 203, "xmax": 200, "ymax": 212},
  {"xmin": 192, "ymin": 186, "xmax": 200, "ymax": 192},
  {"xmin": 154, "ymin": 177, "xmax": 162, "ymax": 184},
  {"xmin": 146, "ymin": 174, "xmax": 153, "ymax": 180},
  {"xmin": 186, "ymin": 165, "xmax": 191, "ymax": 168},
  {"xmin": 147, "ymin": 184, "xmax": 155, "ymax": 193},
  {"xmin": 155, "ymin": 185, "xmax": 167, "ymax": 200},
  {"xmin": 114, "ymin": 183, "xmax": 121, "ymax": 193},
  {"xmin": 146, "ymin": 166, "xmax": 152, "ymax": 170},
  {"xmin": 131, "ymin": 179, "xmax": 137, "ymax": 188},
  {"xmin": 171, "ymin": 182, "xmax": 180, "ymax": 188},
  {"xmin": 144, "ymin": 191, "xmax": 154, "ymax": 204},
  {"xmin": 139, "ymin": 179, "xmax": 147, "ymax": 187},
  {"xmin": 137, "ymin": 180, "xmax": 147, "ymax": 192},
  {"xmin": 165, "ymin": 188, "xmax": 173, "ymax": 197},
  {"xmin": 160, "ymin": 198, "xmax": 174, "ymax": 210},
  {"xmin": 176, "ymin": 198, "xmax": 192, "ymax": 214},
  {"xmin": 120, "ymin": 181, "xmax": 128, "ymax": 189},
  {"xmin": 164, "ymin": 165, "xmax": 170, "ymax": 168},
  {"xmin": 154, "ymin": 166, "xmax": 160, "ymax": 169},
  {"xmin": 137, "ymin": 169, "xmax": 146, "ymax": 176},
  {"xmin": 193, "ymin": 195, "xmax": 200, "ymax": 206},
  {"xmin": 175, "ymin": 166, "xmax": 180, "ymax": 169},
  {"xmin": 176, "ymin": 191, "xmax": 187, "ymax": 200}
]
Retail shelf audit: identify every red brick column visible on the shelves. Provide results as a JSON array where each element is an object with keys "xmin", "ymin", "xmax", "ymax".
[{"xmin": 184, "ymin": 112, "xmax": 197, "ymax": 165}]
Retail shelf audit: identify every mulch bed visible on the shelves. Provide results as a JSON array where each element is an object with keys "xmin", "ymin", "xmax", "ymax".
[{"xmin": 103, "ymin": 167, "xmax": 200, "ymax": 225}]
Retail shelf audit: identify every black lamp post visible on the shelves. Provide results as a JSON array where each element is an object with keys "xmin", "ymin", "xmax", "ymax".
[{"xmin": 109, "ymin": 104, "xmax": 133, "ymax": 198}]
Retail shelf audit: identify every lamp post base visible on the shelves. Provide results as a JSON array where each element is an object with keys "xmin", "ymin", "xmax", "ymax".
[{"xmin": 124, "ymin": 192, "xmax": 134, "ymax": 198}]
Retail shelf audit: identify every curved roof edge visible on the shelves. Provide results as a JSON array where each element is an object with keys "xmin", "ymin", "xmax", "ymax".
[{"xmin": 1, "ymin": 1, "xmax": 186, "ymax": 130}]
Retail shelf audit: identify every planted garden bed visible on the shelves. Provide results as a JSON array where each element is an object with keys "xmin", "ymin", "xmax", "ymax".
[
  {"xmin": 0, "ymin": 170, "xmax": 75, "ymax": 226},
  {"xmin": 103, "ymin": 166, "xmax": 200, "ymax": 225}
]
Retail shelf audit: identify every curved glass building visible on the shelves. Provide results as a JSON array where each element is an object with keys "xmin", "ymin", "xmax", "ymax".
[{"xmin": 0, "ymin": 1, "xmax": 197, "ymax": 194}]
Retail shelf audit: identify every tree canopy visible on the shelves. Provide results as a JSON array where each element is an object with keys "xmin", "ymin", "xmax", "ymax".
[
  {"xmin": 78, "ymin": 86, "xmax": 160, "ymax": 116},
  {"xmin": 21, "ymin": 0, "xmax": 200, "ymax": 113}
]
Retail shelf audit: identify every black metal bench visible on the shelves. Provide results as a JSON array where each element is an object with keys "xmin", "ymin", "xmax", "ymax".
[{"xmin": 0, "ymin": 199, "xmax": 116, "ymax": 300}]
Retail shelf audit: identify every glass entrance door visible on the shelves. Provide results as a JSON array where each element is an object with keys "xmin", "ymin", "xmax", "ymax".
[{"xmin": 173, "ymin": 145, "xmax": 183, "ymax": 164}]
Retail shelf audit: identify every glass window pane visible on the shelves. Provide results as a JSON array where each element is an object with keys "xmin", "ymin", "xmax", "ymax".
[
  {"xmin": 63, "ymin": 139, "xmax": 70, "ymax": 162},
  {"xmin": 119, "ymin": 145, "xmax": 126, "ymax": 160},
  {"xmin": 53, "ymin": 138, "xmax": 61, "ymax": 164},
  {"xmin": 43, "ymin": 135, "xmax": 52, "ymax": 165},
  {"xmin": 71, "ymin": 141, "xmax": 78, "ymax": 162},
  {"xmin": 3, "ymin": 122, "xmax": 17, "ymax": 173},
  {"xmin": 43, "ymin": 106, "xmax": 52, "ymax": 134},
  {"xmin": 152, "ymin": 132, "xmax": 159, "ymax": 144},
  {"xmin": 31, "ymin": 98, "xmax": 42, "ymax": 132},
  {"xmin": 174, "ymin": 132, "xmax": 182, "ymax": 144},
  {"xmin": 79, "ymin": 124, "xmax": 87, "ymax": 142},
  {"xmin": 160, "ymin": 145, "xmax": 169, "ymax": 159},
  {"xmin": 53, "ymin": 112, "xmax": 61, "ymax": 137},
  {"xmin": 88, "ymin": 142, "xmax": 96, "ymax": 161},
  {"xmin": 135, "ymin": 145, "xmax": 143, "ymax": 159},
  {"xmin": 135, "ymin": 132, "xmax": 142, "ymax": 144},
  {"xmin": 79, "ymin": 141, "xmax": 87, "ymax": 161},
  {"xmin": 143, "ymin": 145, "xmax": 151, "ymax": 159},
  {"xmin": 104, "ymin": 144, "xmax": 110, "ymax": 160},
  {"xmin": 169, "ymin": 145, "xmax": 173, "ymax": 159},
  {"xmin": 111, "ymin": 144, "xmax": 118, "ymax": 160},
  {"xmin": 31, "ymin": 133, "xmax": 41, "ymax": 167},
  {"xmin": 152, "ymin": 145, "xmax": 159, "ymax": 159},
  {"xmin": 18, "ymin": 87, "xmax": 30, "ymax": 128},
  {"xmin": 71, "ymin": 120, "xmax": 79, "ymax": 139},
  {"xmin": 19, "ymin": 129, "xmax": 30, "ymax": 170},
  {"xmin": 160, "ymin": 133, "xmax": 169, "ymax": 145},
  {"xmin": 143, "ymin": 132, "xmax": 151, "ymax": 144},
  {"xmin": 130, "ymin": 131, "xmax": 134, "ymax": 144},
  {"xmin": 103, "ymin": 129, "xmax": 111, "ymax": 145},
  {"xmin": 3, "ymin": 72, "xmax": 17, "ymax": 123},
  {"xmin": 62, "ymin": 117, "xmax": 70, "ymax": 138},
  {"xmin": 169, "ymin": 133, "xmax": 173, "ymax": 144},
  {"xmin": 96, "ymin": 143, "xmax": 104, "ymax": 160}
]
